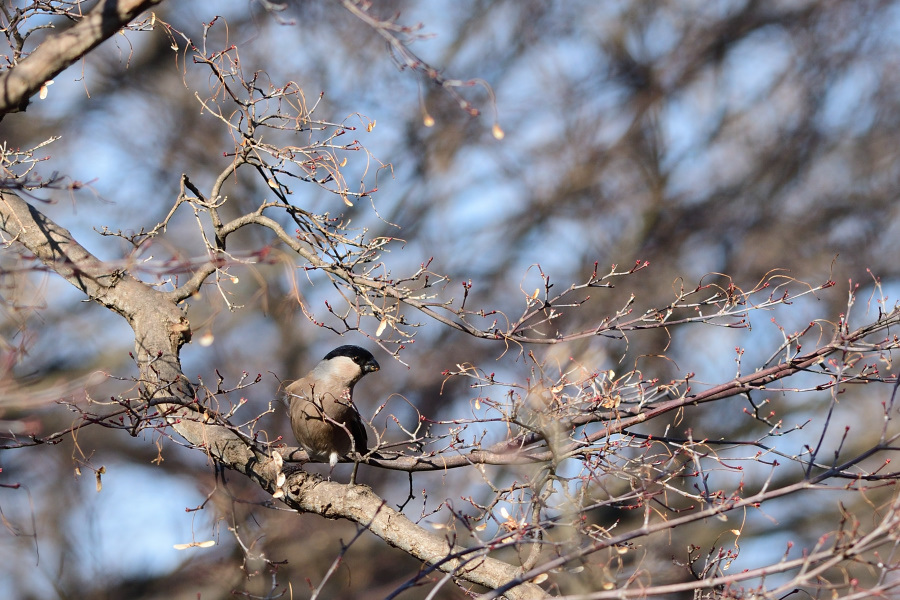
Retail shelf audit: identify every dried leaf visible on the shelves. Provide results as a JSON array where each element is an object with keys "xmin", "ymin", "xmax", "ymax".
[
  {"xmin": 39, "ymin": 80, "xmax": 53, "ymax": 100},
  {"xmin": 173, "ymin": 540, "xmax": 215, "ymax": 550}
]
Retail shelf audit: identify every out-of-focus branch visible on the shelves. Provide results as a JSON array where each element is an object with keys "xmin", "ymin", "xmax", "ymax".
[
  {"xmin": 338, "ymin": 0, "xmax": 499, "ymax": 123},
  {"xmin": 0, "ymin": 0, "xmax": 163, "ymax": 114}
]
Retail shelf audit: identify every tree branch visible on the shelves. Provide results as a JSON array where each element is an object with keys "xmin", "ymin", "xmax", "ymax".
[
  {"xmin": 0, "ymin": 190, "xmax": 547, "ymax": 600},
  {"xmin": 0, "ymin": 0, "xmax": 164, "ymax": 114}
]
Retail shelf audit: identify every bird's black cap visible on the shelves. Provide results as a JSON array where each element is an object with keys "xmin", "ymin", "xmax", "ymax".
[{"xmin": 324, "ymin": 345, "xmax": 380, "ymax": 372}]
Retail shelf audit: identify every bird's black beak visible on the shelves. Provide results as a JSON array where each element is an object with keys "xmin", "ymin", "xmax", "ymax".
[{"xmin": 365, "ymin": 359, "xmax": 380, "ymax": 373}]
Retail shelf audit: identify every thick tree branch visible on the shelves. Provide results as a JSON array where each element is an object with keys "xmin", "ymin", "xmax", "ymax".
[
  {"xmin": 0, "ymin": 0, "xmax": 164, "ymax": 114},
  {"xmin": 0, "ymin": 190, "xmax": 191, "ymax": 364},
  {"xmin": 198, "ymin": 420, "xmax": 547, "ymax": 599},
  {"xmin": 0, "ymin": 190, "xmax": 547, "ymax": 600}
]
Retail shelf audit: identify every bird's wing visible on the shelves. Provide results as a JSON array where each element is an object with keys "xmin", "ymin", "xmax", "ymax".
[{"xmin": 346, "ymin": 404, "xmax": 368, "ymax": 454}]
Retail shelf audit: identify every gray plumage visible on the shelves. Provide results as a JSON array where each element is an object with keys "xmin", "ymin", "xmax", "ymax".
[{"xmin": 286, "ymin": 345, "xmax": 380, "ymax": 467}]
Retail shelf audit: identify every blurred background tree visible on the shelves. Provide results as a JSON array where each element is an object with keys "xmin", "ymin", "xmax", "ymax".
[{"xmin": 2, "ymin": 1, "xmax": 900, "ymax": 598}]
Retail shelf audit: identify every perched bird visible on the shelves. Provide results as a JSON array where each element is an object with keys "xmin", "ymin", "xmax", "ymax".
[{"xmin": 285, "ymin": 345, "xmax": 380, "ymax": 470}]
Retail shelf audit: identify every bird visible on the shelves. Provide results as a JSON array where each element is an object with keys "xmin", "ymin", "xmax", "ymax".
[{"xmin": 285, "ymin": 345, "xmax": 380, "ymax": 473}]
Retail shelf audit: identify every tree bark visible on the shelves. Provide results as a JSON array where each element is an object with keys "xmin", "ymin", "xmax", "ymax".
[
  {"xmin": 0, "ymin": 190, "xmax": 548, "ymax": 600},
  {"xmin": 0, "ymin": 0, "xmax": 164, "ymax": 114}
]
